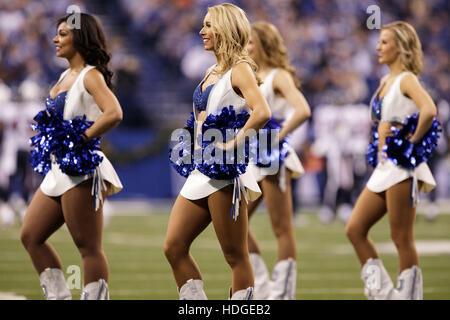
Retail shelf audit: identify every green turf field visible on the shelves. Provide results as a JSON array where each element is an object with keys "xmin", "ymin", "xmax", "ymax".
[{"xmin": 1, "ymin": 207, "xmax": 449, "ymax": 300}]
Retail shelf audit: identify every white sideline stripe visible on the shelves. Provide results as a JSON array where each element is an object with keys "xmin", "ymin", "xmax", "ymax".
[
  {"xmin": 333, "ymin": 240, "xmax": 450, "ymax": 255},
  {"xmin": 0, "ymin": 287, "xmax": 447, "ymax": 298},
  {"xmin": 92, "ymin": 286, "xmax": 450, "ymax": 297},
  {"xmin": 0, "ymin": 292, "xmax": 26, "ymax": 300},
  {"xmin": 105, "ymin": 199, "xmax": 450, "ymax": 216}
]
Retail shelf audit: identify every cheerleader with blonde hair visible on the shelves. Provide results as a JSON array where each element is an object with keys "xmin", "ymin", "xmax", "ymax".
[
  {"xmin": 246, "ymin": 21, "xmax": 311, "ymax": 300},
  {"xmin": 346, "ymin": 21, "xmax": 439, "ymax": 300},
  {"xmin": 165, "ymin": 3, "xmax": 271, "ymax": 300}
]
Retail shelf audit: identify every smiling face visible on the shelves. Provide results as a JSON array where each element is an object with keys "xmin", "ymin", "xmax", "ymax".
[
  {"xmin": 53, "ymin": 22, "xmax": 77, "ymax": 59},
  {"xmin": 376, "ymin": 29, "xmax": 399, "ymax": 65},
  {"xmin": 199, "ymin": 12, "xmax": 215, "ymax": 51}
]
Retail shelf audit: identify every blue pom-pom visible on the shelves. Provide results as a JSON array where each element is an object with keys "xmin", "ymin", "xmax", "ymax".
[
  {"xmin": 169, "ymin": 107, "xmax": 252, "ymax": 180},
  {"xmin": 54, "ymin": 116, "xmax": 103, "ymax": 176},
  {"xmin": 29, "ymin": 109, "xmax": 103, "ymax": 176},
  {"xmin": 197, "ymin": 106, "xmax": 250, "ymax": 180},
  {"xmin": 378, "ymin": 114, "xmax": 441, "ymax": 169},
  {"xmin": 255, "ymin": 118, "xmax": 290, "ymax": 168},
  {"xmin": 366, "ymin": 121, "xmax": 379, "ymax": 168},
  {"xmin": 169, "ymin": 112, "xmax": 196, "ymax": 177}
]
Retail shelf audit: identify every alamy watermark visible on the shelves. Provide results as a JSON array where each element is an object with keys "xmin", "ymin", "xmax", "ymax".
[
  {"xmin": 66, "ymin": 265, "xmax": 81, "ymax": 289},
  {"xmin": 66, "ymin": 5, "xmax": 81, "ymax": 30},
  {"xmin": 365, "ymin": 265, "xmax": 381, "ymax": 290},
  {"xmin": 366, "ymin": 5, "xmax": 381, "ymax": 30},
  {"xmin": 170, "ymin": 126, "xmax": 281, "ymax": 175}
]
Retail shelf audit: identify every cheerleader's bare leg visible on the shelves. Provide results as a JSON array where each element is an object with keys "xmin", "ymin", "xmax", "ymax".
[
  {"xmin": 21, "ymin": 189, "xmax": 70, "ymax": 299},
  {"xmin": 261, "ymin": 170, "xmax": 296, "ymax": 261},
  {"xmin": 385, "ymin": 178, "xmax": 419, "ymax": 271},
  {"xmin": 346, "ymin": 188, "xmax": 396, "ymax": 299},
  {"xmin": 247, "ymin": 194, "xmax": 264, "ymax": 254},
  {"xmin": 346, "ymin": 187, "xmax": 387, "ymax": 265},
  {"xmin": 164, "ymin": 195, "xmax": 211, "ymax": 297},
  {"xmin": 60, "ymin": 179, "xmax": 109, "ymax": 287},
  {"xmin": 21, "ymin": 189, "xmax": 65, "ymax": 273},
  {"xmin": 261, "ymin": 170, "xmax": 297, "ymax": 299},
  {"xmin": 207, "ymin": 185, "xmax": 254, "ymax": 295},
  {"xmin": 247, "ymin": 173, "xmax": 298, "ymax": 260},
  {"xmin": 245, "ymin": 187, "xmax": 270, "ymax": 299},
  {"xmin": 386, "ymin": 178, "xmax": 423, "ymax": 300}
]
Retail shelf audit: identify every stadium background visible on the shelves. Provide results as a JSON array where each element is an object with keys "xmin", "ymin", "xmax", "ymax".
[{"xmin": 0, "ymin": 0, "xmax": 449, "ymax": 300}]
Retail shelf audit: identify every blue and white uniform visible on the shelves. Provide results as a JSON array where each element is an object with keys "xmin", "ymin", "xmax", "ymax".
[
  {"xmin": 178, "ymin": 62, "xmax": 262, "ymax": 215},
  {"xmin": 248, "ymin": 68, "xmax": 304, "ymax": 191},
  {"xmin": 366, "ymin": 72, "xmax": 435, "ymax": 201},
  {"xmin": 39, "ymin": 65, "xmax": 123, "ymax": 202}
]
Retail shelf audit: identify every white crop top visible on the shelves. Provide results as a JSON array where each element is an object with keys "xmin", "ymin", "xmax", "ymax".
[
  {"xmin": 259, "ymin": 68, "xmax": 294, "ymax": 121},
  {"xmin": 370, "ymin": 71, "xmax": 419, "ymax": 123},
  {"xmin": 193, "ymin": 62, "xmax": 253, "ymax": 120},
  {"xmin": 59, "ymin": 65, "xmax": 102, "ymax": 121}
]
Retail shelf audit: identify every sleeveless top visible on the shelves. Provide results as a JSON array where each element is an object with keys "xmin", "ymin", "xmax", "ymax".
[
  {"xmin": 248, "ymin": 68, "xmax": 304, "ymax": 189},
  {"xmin": 180, "ymin": 62, "xmax": 261, "ymax": 220},
  {"xmin": 40, "ymin": 65, "xmax": 123, "ymax": 209},
  {"xmin": 369, "ymin": 72, "xmax": 419, "ymax": 123},
  {"xmin": 259, "ymin": 69, "xmax": 294, "ymax": 122},
  {"xmin": 366, "ymin": 71, "xmax": 436, "ymax": 205},
  {"xmin": 192, "ymin": 63, "xmax": 251, "ymax": 119}
]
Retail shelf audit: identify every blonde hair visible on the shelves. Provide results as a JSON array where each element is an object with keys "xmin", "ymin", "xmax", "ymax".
[
  {"xmin": 208, "ymin": 3, "xmax": 260, "ymax": 82},
  {"xmin": 381, "ymin": 21, "xmax": 423, "ymax": 75},
  {"xmin": 251, "ymin": 21, "xmax": 300, "ymax": 88}
]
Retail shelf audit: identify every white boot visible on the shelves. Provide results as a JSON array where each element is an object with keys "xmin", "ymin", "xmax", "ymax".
[
  {"xmin": 268, "ymin": 258, "xmax": 296, "ymax": 300},
  {"xmin": 249, "ymin": 253, "xmax": 271, "ymax": 300},
  {"xmin": 178, "ymin": 279, "xmax": 207, "ymax": 300},
  {"xmin": 390, "ymin": 266, "xmax": 423, "ymax": 300},
  {"xmin": 81, "ymin": 279, "xmax": 109, "ymax": 300},
  {"xmin": 39, "ymin": 268, "xmax": 72, "ymax": 300},
  {"xmin": 361, "ymin": 258, "xmax": 394, "ymax": 300},
  {"xmin": 229, "ymin": 287, "xmax": 254, "ymax": 300}
]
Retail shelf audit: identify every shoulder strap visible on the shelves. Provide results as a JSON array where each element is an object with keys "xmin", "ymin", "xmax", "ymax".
[
  {"xmin": 397, "ymin": 71, "xmax": 412, "ymax": 81},
  {"xmin": 77, "ymin": 65, "xmax": 96, "ymax": 91},
  {"xmin": 265, "ymin": 68, "xmax": 278, "ymax": 84},
  {"xmin": 80, "ymin": 65, "xmax": 96, "ymax": 78},
  {"xmin": 205, "ymin": 64, "xmax": 216, "ymax": 78},
  {"xmin": 199, "ymin": 64, "xmax": 217, "ymax": 87},
  {"xmin": 394, "ymin": 71, "xmax": 412, "ymax": 92}
]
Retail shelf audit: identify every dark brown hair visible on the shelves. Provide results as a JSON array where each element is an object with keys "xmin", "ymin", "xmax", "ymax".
[{"xmin": 57, "ymin": 13, "xmax": 114, "ymax": 89}]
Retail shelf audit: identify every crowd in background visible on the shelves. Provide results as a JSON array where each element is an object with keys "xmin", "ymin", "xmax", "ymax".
[
  {"xmin": 1, "ymin": 0, "xmax": 449, "ymax": 119},
  {"xmin": 1, "ymin": 0, "xmax": 449, "ymax": 225}
]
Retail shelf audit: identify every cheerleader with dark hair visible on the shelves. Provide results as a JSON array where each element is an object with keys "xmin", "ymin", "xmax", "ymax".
[{"xmin": 20, "ymin": 13, "xmax": 123, "ymax": 300}]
